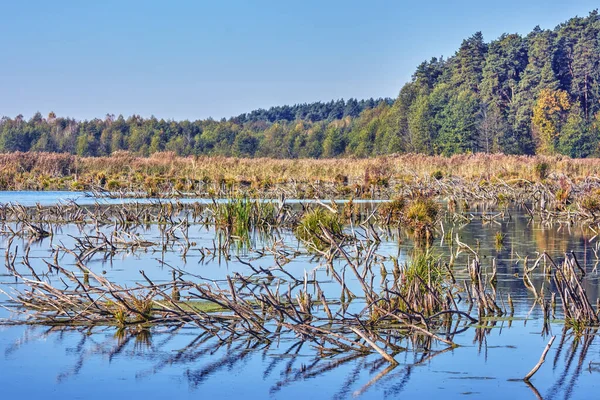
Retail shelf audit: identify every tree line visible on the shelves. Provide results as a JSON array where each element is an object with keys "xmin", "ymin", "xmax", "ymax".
[
  {"xmin": 2, "ymin": 10, "xmax": 600, "ymax": 158},
  {"xmin": 0, "ymin": 99, "xmax": 391, "ymax": 158}
]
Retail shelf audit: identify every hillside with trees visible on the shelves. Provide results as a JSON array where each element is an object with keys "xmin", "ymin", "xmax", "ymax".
[{"xmin": 2, "ymin": 11, "xmax": 600, "ymax": 158}]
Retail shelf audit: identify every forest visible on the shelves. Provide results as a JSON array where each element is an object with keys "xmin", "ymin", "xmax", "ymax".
[{"xmin": 2, "ymin": 10, "xmax": 600, "ymax": 158}]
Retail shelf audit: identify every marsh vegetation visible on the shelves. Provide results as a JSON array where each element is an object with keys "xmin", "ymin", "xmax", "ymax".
[{"xmin": 1, "ymin": 184, "xmax": 600, "ymax": 398}]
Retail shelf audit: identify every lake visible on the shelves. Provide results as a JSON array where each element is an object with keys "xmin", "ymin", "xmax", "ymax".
[{"xmin": 0, "ymin": 192, "xmax": 598, "ymax": 399}]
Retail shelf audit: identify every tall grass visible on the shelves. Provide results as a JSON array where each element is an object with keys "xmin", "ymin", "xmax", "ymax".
[
  {"xmin": 295, "ymin": 208, "xmax": 343, "ymax": 251},
  {"xmin": 211, "ymin": 197, "xmax": 277, "ymax": 239},
  {"xmin": 378, "ymin": 196, "xmax": 439, "ymax": 243},
  {"xmin": 4, "ymin": 151, "xmax": 600, "ymax": 193},
  {"xmin": 391, "ymin": 251, "xmax": 448, "ymax": 316}
]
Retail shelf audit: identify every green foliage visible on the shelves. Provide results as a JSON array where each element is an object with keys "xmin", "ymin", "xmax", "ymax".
[
  {"xmin": 394, "ymin": 250, "xmax": 448, "ymax": 316},
  {"xmin": 233, "ymin": 131, "xmax": 259, "ymax": 157},
  {"xmin": 405, "ymin": 197, "xmax": 440, "ymax": 234},
  {"xmin": 494, "ymin": 231, "xmax": 505, "ymax": 248},
  {"xmin": 295, "ymin": 208, "xmax": 343, "ymax": 251},
  {"xmin": 378, "ymin": 197, "xmax": 440, "ymax": 243},
  {"xmin": 2, "ymin": 11, "xmax": 600, "ymax": 158},
  {"xmin": 431, "ymin": 170, "xmax": 443, "ymax": 180},
  {"xmin": 579, "ymin": 189, "xmax": 600, "ymax": 214},
  {"xmin": 534, "ymin": 161, "xmax": 550, "ymax": 180},
  {"xmin": 212, "ymin": 197, "xmax": 276, "ymax": 239},
  {"xmin": 378, "ymin": 197, "xmax": 406, "ymax": 224}
]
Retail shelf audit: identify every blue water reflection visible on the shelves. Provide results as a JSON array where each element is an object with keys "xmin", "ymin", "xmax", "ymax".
[{"xmin": 0, "ymin": 194, "xmax": 599, "ymax": 399}]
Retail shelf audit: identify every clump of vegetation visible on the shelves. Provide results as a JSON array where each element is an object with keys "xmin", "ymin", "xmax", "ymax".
[
  {"xmin": 109, "ymin": 294, "xmax": 155, "ymax": 326},
  {"xmin": 404, "ymin": 197, "xmax": 440, "ymax": 242},
  {"xmin": 496, "ymin": 193, "xmax": 509, "ymax": 208},
  {"xmin": 377, "ymin": 196, "xmax": 439, "ymax": 243},
  {"xmin": 431, "ymin": 170, "xmax": 443, "ymax": 180},
  {"xmin": 71, "ymin": 181, "xmax": 85, "ymax": 191},
  {"xmin": 334, "ymin": 174, "xmax": 349, "ymax": 185},
  {"xmin": 555, "ymin": 178, "xmax": 572, "ymax": 207},
  {"xmin": 96, "ymin": 172, "xmax": 107, "ymax": 186},
  {"xmin": 389, "ymin": 251, "xmax": 448, "ymax": 316},
  {"xmin": 494, "ymin": 232, "xmax": 505, "ymax": 249},
  {"xmin": 174, "ymin": 180, "xmax": 186, "ymax": 192},
  {"xmin": 579, "ymin": 189, "xmax": 600, "ymax": 215},
  {"xmin": 364, "ymin": 165, "xmax": 390, "ymax": 188},
  {"xmin": 378, "ymin": 197, "xmax": 406, "ymax": 224},
  {"xmin": 342, "ymin": 198, "xmax": 359, "ymax": 221},
  {"xmin": 534, "ymin": 161, "xmax": 550, "ymax": 181},
  {"xmin": 106, "ymin": 179, "xmax": 120, "ymax": 190},
  {"xmin": 212, "ymin": 197, "xmax": 276, "ymax": 239},
  {"xmin": 131, "ymin": 295, "xmax": 155, "ymax": 321},
  {"xmin": 295, "ymin": 208, "xmax": 343, "ymax": 251}
]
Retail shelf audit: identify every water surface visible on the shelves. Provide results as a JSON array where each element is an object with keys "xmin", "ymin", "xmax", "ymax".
[{"xmin": 0, "ymin": 192, "xmax": 599, "ymax": 399}]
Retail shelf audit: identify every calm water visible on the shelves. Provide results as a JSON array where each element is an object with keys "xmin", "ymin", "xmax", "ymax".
[
  {"xmin": 0, "ymin": 191, "xmax": 385, "ymax": 207},
  {"xmin": 0, "ymin": 193, "xmax": 599, "ymax": 399}
]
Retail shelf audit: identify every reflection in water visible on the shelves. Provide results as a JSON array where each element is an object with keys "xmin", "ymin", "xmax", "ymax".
[
  {"xmin": 1, "ymin": 202, "xmax": 600, "ymax": 398},
  {"xmin": 1, "ymin": 321, "xmax": 598, "ymax": 399},
  {"xmin": 546, "ymin": 329, "xmax": 597, "ymax": 400}
]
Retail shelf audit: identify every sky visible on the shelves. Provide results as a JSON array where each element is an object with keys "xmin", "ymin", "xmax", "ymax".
[{"xmin": 0, "ymin": 0, "xmax": 598, "ymax": 121}]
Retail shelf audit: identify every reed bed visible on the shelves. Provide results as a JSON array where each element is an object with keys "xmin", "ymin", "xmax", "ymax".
[{"xmin": 4, "ymin": 152, "xmax": 600, "ymax": 200}]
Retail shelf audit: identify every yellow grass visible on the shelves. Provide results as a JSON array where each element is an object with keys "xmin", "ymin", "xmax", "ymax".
[{"xmin": 1, "ymin": 151, "xmax": 600, "ymax": 193}]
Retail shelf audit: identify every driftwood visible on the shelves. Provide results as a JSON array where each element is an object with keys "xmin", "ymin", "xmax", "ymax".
[
  {"xmin": 1, "ymin": 198, "xmax": 599, "ymax": 374},
  {"xmin": 0, "ymin": 221, "xmax": 473, "ymax": 365},
  {"xmin": 524, "ymin": 335, "xmax": 556, "ymax": 382}
]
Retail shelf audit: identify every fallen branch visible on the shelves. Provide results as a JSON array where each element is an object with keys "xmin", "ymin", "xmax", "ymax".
[{"xmin": 524, "ymin": 335, "xmax": 556, "ymax": 382}]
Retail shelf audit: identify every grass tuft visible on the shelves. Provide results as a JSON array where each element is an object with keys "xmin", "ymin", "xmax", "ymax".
[{"xmin": 295, "ymin": 208, "xmax": 343, "ymax": 251}]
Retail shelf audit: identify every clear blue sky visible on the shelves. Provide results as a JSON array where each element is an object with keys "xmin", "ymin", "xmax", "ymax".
[{"xmin": 1, "ymin": 0, "xmax": 598, "ymax": 121}]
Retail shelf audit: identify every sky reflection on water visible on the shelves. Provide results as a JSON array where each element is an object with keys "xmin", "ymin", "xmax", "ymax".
[{"xmin": 1, "ymin": 195, "xmax": 600, "ymax": 399}]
